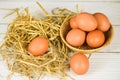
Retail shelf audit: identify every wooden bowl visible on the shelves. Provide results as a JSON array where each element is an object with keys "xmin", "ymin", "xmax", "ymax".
[{"xmin": 60, "ymin": 19, "xmax": 114, "ymax": 54}]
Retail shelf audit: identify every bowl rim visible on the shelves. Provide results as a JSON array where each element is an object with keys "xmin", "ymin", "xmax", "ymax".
[{"xmin": 60, "ymin": 20, "xmax": 114, "ymax": 54}]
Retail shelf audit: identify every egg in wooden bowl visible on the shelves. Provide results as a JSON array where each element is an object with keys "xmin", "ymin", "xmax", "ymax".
[{"xmin": 60, "ymin": 12, "xmax": 114, "ymax": 54}]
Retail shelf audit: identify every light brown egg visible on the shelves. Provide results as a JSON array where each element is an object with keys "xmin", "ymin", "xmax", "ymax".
[
  {"xmin": 28, "ymin": 37, "xmax": 49, "ymax": 56},
  {"xmin": 70, "ymin": 16, "xmax": 78, "ymax": 29},
  {"xmin": 76, "ymin": 12, "xmax": 97, "ymax": 32},
  {"xmin": 66, "ymin": 29, "xmax": 86, "ymax": 47},
  {"xmin": 86, "ymin": 30, "xmax": 105, "ymax": 48},
  {"xmin": 94, "ymin": 13, "xmax": 110, "ymax": 32},
  {"xmin": 70, "ymin": 53, "xmax": 89, "ymax": 75}
]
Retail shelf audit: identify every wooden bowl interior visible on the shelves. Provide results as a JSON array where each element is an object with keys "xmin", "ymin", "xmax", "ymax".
[{"xmin": 60, "ymin": 19, "xmax": 114, "ymax": 53}]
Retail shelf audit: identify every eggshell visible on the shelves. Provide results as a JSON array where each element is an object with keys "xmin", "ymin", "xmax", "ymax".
[
  {"xmin": 66, "ymin": 29, "xmax": 86, "ymax": 47},
  {"xmin": 86, "ymin": 30, "xmax": 105, "ymax": 48},
  {"xmin": 94, "ymin": 13, "xmax": 110, "ymax": 32},
  {"xmin": 28, "ymin": 37, "xmax": 49, "ymax": 56},
  {"xmin": 70, "ymin": 16, "xmax": 78, "ymax": 29},
  {"xmin": 76, "ymin": 12, "xmax": 97, "ymax": 31},
  {"xmin": 70, "ymin": 53, "xmax": 89, "ymax": 75}
]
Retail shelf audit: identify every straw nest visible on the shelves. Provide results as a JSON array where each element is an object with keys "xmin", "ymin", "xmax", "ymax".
[
  {"xmin": 60, "ymin": 18, "xmax": 114, "ymax": 54},
  {"xmin": 0, "ymin": 5, "xmax": 76, "ymax": 79}
]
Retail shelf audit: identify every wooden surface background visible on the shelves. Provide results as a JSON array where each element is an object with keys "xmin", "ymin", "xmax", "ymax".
[{"xmin": 0, "ymin": 0, "xmax": 120, "ymax": 80}]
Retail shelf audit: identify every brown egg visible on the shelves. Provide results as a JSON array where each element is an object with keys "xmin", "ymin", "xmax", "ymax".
[
  {"xmin": 28, "ymin": 37, "xmax": 49, "ymax": 56},
  {"xmin": 66, "ymin": 29, "xmax": 86, "ymax": 47},
  {"xmin": 70, "ymin": 53, "xmax": 89, "ymax": 75},
  {"xmin": 76, "ymin": 12, "xmax": 97, "ymax": 31},
  {"xmin": 86, "ymin": 30, "xmax": 105, "ymax": 48},
  {"xmin": 94, "ymin": 13, "xmax": 110, "ymax": 32},
  {"xmin": 70, "ymin": 16, "xmax": 78, "ymax": 29}
]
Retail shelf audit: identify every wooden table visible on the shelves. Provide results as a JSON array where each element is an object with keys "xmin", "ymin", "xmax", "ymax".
[{"xmin": 0, "ymin": 0, "xmax": 120, "ymax": 80}]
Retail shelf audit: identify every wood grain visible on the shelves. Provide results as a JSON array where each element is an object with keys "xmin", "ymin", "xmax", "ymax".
[
  {"xmin": 0, "ymin": 2, "xmax": 120, "ymax": 25},
  {"xmin": 0, "ymin": 1, "xmax": 120, "ymax": 80}
]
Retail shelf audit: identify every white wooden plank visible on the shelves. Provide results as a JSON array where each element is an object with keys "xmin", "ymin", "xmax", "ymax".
[
  {"xmin": 1, "ymin": 0, "xmax": 120, "ymax": 2},
  {"xmin": 68, "ymin": 52, "xmax": 120, "ymax": 80},
  {"xmin": 0, "ymin": 2, "xmax": 120, "ymax": 25},
  {"xmin": 0, "ymin": 60, "xmax": 29, "ymax": 80},
  {"xmin": 0, "ymin": 52, "xmax": 120, "ymax": 80}
]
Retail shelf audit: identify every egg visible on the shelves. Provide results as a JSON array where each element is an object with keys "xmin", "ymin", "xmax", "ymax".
[
  {"xmin": 28, "ymin": 36, "xmax": 49, "ymax": 56},
  {"xmin": 86, "ymin": 30, "xmax": 105, "ymax": 48},
  {"xmin": 70, "ymin": 16, "xmax": 78, "ymax": 29},
  {"xmin": 94, "ymin": 12, "xmax": 110, "ymax": 32},
  {"xmin": 66, "ymin": 29, "xmax": 86, "ymax": 47},
  {"xmin": 70, "ymin": 53, "xmax": 89, "ymax": 75},
  {"xmin": 76, "ymin": 12, "xmax": 97, "ymax": 31}
]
